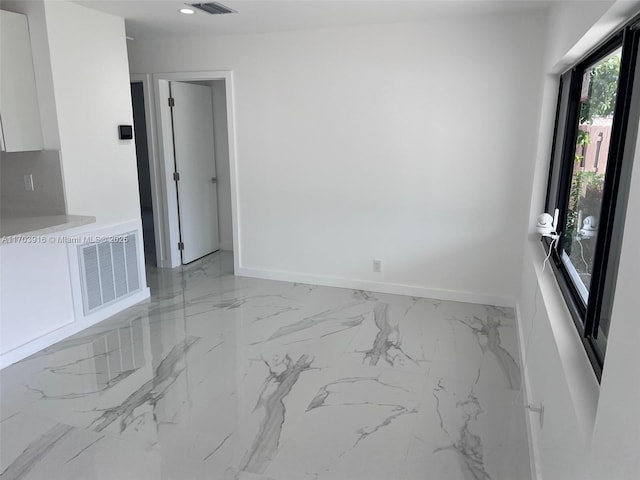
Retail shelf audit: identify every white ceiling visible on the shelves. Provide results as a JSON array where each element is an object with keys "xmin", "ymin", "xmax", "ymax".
[{"xmin": 74, "ymin": 0, "xmax": 552, "ymax": 40}]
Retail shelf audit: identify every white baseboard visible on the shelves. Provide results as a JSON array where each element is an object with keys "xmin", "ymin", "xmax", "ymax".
[
  {"xmin": 237, "ymin": 266, "xmax": 515, "ymax": 308},
  {"xmin": 0, "ymin": 288, "xmax": 150, "ymax": 370}
]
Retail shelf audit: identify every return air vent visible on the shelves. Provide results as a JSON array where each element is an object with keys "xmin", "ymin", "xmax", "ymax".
[
  {"xmin": 78, "ymin": 231, "xmax": 141, "ymax": 315},
  {"xmin": 190, "ymin": 2, "xmax": 237, "ymax": 15}
]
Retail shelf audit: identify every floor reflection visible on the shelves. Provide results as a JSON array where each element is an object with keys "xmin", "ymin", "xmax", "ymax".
[{"xmin": 0, "ymin": 251, "xmax": 531, "ymax": 480}]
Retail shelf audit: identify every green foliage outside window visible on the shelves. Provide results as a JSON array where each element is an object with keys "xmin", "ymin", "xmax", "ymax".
[
  {"xmin": 580, "ymin": 54, "xmax": 621, "ymax": 124},
  {"xmin": 565, "ymin": 55, "xmax": 619, "ymax": 272}
]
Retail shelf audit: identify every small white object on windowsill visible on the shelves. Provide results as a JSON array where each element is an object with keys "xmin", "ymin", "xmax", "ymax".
[{"xmin": 536, "ymin": 208, "xmax": 560, "ymax": 240}]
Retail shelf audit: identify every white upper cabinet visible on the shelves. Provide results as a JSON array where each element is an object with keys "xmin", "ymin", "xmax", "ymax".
[{"xmin": 0, "ymin": 10, "xmax": 44, "ymax": 152}]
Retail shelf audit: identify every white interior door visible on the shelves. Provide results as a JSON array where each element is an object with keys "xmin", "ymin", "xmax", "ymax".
[{"xmin": 170, "ymin": 81, "xmax": 219, "ymax": 264}]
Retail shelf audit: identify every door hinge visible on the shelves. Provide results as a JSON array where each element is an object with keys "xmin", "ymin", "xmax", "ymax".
[
  {"xmin": 178, "ymin": 242, "xmax": 184, "ymax": 251},
  {"xmin": 168, "ymin": 97, "xmax": 175, "ymax": 107},
  {"xmin": 173, "ymin": 172, "xmax": 180, "ymax": 182}
]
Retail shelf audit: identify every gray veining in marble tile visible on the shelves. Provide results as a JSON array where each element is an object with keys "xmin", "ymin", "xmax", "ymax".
[
  {"xmin": 149, "ymin": 291, "xmax": 296, "ymax": 321},
  {"xmin": 306, "ymin": 375, "xmax": 412, "ymax": 411},
  {"xmin": 306, "ymin": 375, "xmax": 418, "ymax": 452},
  {"xmin": 353, "ymin": 404, "xmax": 417, "ymax": 449},
  {"xmin": 90, "ymin": 336, "xmax": 200, "ymax": 433},
  {"xmin": 452, "ymin": 307, "xmax": 521, "ymax": 390},
  {"xmin": 351, "ymin": 290, "xmax": 378, "ymax": 302},
  {"xmin": 252, "ymin": 305, "xmax": 299, "ymax": 323},
  {"xmin": 260, "ymin": 302, "xmax": 367, "ymax": 344},
  {"xmin": 0, "ymin": 424, "xmax": 73, "ymax": 480},
  {"xmin": 432, "ymin": 378, "xmax": 491, "ymax": 480},
  {"xmin": 43, "ymin": 349, "xmax": 118, "ymax": 376},
  {"xmin": 63, "ymin": 435, "xmax": 105, "ymax": 465},
  {"xmin": 203, "ymin": 432, "xmax": 233, "ymax": 461},
  {"xmin": 26, "ymin": 369, "xmax": 136, "ymax": 400},
  {"xmin": 363, "ymin": 302, "xmax": 416, "ymax": 368},
  {"xmin": 240, "ymin": 354, "xmax": 313, "ymax": 474},
  {"xmin": 0, "ymin": 252, "xmax": 530, "ymax": 480},
  {"xmin": 147, "ymin": 293, "xmax": 246, "ymax": 317}
]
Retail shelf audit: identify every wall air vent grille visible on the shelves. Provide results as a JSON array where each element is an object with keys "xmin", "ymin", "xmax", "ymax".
[
  {"xmin": 190, "ymin": 2, "xmax": 237, "ymax": 15},
  {"xmin": 79, "ymin": 231, "xmax": 141, "ymax": 315}
]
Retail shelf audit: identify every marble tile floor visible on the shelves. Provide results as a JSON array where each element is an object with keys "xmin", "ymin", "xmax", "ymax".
[{"xmin": 0, "ymin": 251, "xmax": 531, "ymax": 480}]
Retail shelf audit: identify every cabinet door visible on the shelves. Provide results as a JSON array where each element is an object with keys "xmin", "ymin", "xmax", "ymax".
[{"xmin": 0, "ymin": 10, "xmax": 43, "ymax": 152}]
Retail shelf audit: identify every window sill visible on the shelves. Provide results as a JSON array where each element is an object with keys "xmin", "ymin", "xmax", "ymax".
[{"xmin": 526, "ymin": 237, "xmax": 600, "ymax": 440}]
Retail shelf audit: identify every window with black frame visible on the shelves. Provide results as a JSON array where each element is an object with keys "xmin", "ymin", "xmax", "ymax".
[{"xmin": 544, "ymin": 19, "xmax": 640, "ymax": 379}]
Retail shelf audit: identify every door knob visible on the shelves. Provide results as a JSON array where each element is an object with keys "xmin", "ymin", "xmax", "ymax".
[{"xmin": 211, "ymin": 177, "xmax": 217, "ymax": 184}]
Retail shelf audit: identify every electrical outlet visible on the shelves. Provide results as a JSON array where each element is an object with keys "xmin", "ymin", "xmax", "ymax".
[
  {"xmin": 373, "ymin": 259, "xmax": 382, "ymax": 273},
  {"xmin": 24, "ymin": 174, "xmax": 34, "ymax": 192},
  {"xmin": 527, "ymin": 403, "xmax": 544, "ymax": 429}
]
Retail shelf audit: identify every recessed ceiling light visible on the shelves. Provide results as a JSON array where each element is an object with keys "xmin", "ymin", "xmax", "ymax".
[{"xmin": 179, "ymin": 8, "xmax": 195, "ymax": 15}]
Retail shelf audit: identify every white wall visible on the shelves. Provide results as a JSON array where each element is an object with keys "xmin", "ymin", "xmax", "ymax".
[
  {"xmin": 517, "ymin": 1, "xmax": 640, "ymax": 479},
  {"xmin": 210, "ymin": 79, "xmax": 233, "ymax": 251},
  {"xmin": 544, "ymin": 0, "xmax": 615, "ymax": 72},
  {"xmin": 44, "ymin": 1, "xmax": 141, "ymax": 227},
  {"xmin": 129, "ymin": 11, "xmax": 547, "ymax": 303},
  {"xmin": 588, "ymin": 114, "xmax": 640, "ymax": 480}
]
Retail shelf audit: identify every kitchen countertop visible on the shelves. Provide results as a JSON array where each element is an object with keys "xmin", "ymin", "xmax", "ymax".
[{"xmin": 0, "ymin": 213, "xmax": 96, "ymax": 238}]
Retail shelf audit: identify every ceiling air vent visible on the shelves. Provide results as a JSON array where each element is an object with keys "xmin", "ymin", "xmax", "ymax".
[{"xmin": 190, "ymin": 2, "xmax": 237, "ymax": 15}]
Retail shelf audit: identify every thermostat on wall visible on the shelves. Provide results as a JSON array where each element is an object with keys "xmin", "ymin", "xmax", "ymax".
[{"xmin": 119, "ymin": 125, "xmax": 133, "ymax": 140}]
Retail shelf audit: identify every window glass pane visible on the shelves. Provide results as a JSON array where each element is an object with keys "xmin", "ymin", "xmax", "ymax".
[
  {"xmin": 561, "ymin": 48, "xmax": 622, "ymax": 303},
  {"xmin": 546, "ymin": 73, "xmax": 572, "ymax": 213}
]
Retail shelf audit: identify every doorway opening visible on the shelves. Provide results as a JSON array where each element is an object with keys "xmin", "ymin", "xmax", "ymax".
[
  {"xmin": 131, "ymin": 81, "xmax": 156, "ymax": 267},
  {"xmin": 151, "ymin": 71, "xmax": 237, "ymax": 270}
]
